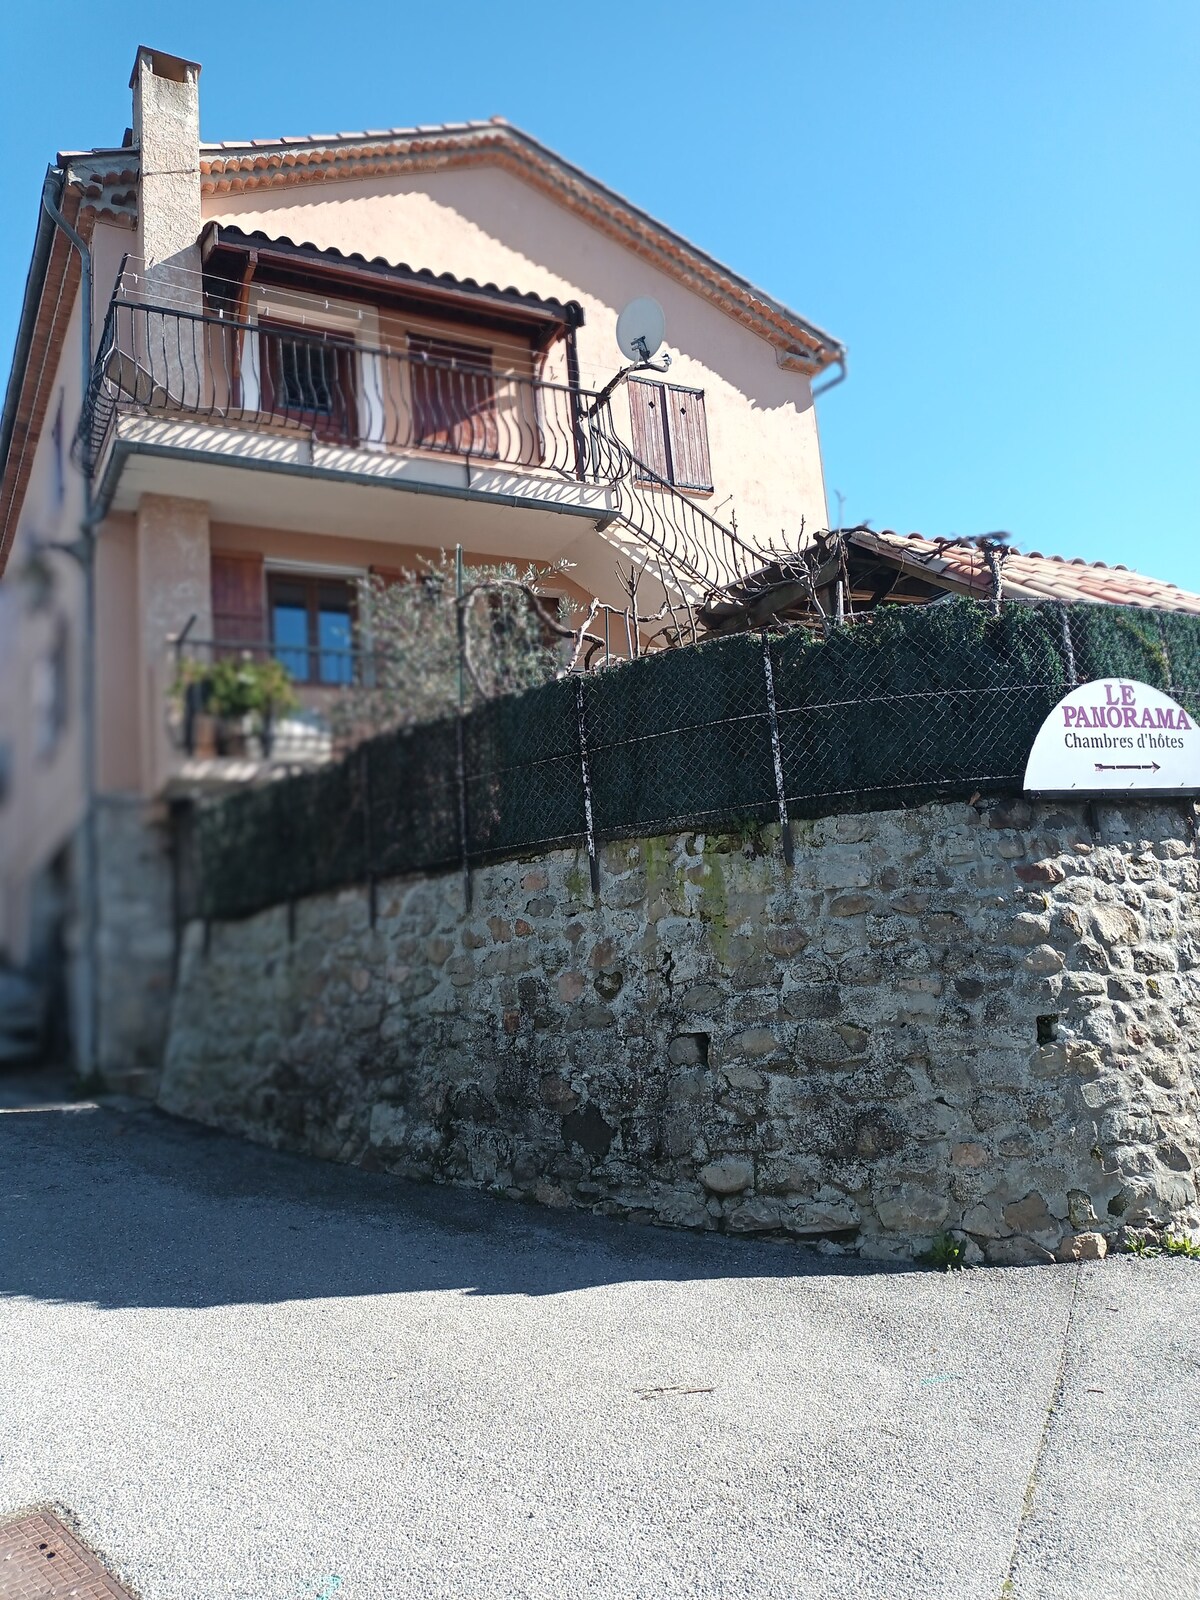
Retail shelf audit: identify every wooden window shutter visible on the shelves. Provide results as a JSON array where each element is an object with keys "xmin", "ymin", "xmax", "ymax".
[
  {"xmin": 211, "ymin": 552, "xmax": 265, "ymax": 646},
  {"xmin": 664, "ymin": 387, "xmax": 712, "ymax": 492},
  {"xmin": 627, "ymin": 380, "xmax": 671, "ymax": 480}
]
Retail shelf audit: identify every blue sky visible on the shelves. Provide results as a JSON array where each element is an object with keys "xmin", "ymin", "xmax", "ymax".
[{"xmin": 2, "ymin": 2, "xmax": 1197, "ymax": 584}]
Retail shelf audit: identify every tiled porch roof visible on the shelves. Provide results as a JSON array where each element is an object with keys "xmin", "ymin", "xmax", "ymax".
[
  {"xmin": 204, "ymin": 225, "xmax": 583, "ymax": 327},
  {"xmin": 848, "ymin": 530, "xmax": 1200, "ymax": 614}
]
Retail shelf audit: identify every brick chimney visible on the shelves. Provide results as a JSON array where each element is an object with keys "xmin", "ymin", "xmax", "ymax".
[{"xmin": 130, "ymin": 47, "xmax": 203, "ymax": 306}]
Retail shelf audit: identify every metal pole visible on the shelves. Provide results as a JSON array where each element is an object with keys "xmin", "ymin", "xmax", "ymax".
[
  {"xmin": 455, "ymin": 544, "xmax": 472, "ymax": 912},
  {"xmin": 41, "ymin": 170, "xmax": 101, "ymax": 1078},
  {"xmin": 1058, "ymin": 603, "xmax": 1078, "ymax": 689},
  {"xmin": 575, "ymin": 677, "xmax": 600, "ymax": 900},
  {"xmin": 761, "ymin": 632, "xmax": 794, "ymax": 867},
  {"xmin": 361, "ymin": 742, "xmax": 377, "ymax": 927}
]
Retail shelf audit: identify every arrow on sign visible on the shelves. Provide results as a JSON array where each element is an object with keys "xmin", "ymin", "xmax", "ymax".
[{"xmin": 1094, "ymin": 762, "xmax": 1161, "ymax": 772}]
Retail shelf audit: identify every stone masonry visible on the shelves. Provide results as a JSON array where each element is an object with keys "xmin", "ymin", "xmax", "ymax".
[{"xmin": 159, "ymin": 797, "xmax": 1200, "ymax": 1262}]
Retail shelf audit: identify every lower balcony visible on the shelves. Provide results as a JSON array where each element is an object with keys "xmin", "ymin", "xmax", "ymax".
[{"xmin": 161, "ymin": 631, "xmax": 371, "ymax": 791}]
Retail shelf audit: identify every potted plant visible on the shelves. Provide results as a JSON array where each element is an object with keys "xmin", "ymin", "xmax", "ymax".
[
  {"xmin": 173, "ymin": 657, "xmax": 219, "ymax": 757},
  {"xmin": 173, "ymin": 655, "xmax": 299, "ymax": 758}
]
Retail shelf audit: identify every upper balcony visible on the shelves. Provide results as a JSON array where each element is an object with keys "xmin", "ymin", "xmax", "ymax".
[
  {"xmin": 77, "ymin": 236, "xmax": 776, "ymax": 607},
  {"xmin": 80, "ymin": 245, "xmax": 622, "ymax": 549}
]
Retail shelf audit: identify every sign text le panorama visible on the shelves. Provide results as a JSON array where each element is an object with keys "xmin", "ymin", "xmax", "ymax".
[{"xmin": 1024, "ymin": 679, "xmax": 1200, "ymax": 797}]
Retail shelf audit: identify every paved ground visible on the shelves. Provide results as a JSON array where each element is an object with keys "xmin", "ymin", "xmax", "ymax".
[{"xmin": 1, "ymin": 1077, "xmax": 1198, "ymax": 1600}]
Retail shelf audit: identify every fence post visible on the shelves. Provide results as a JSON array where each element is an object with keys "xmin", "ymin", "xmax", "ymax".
[
  {"xmin": 1058, "ymin": 603, "xmax": 1078, "ymax": 688},
  {"xmin": 455, "ymin": 545, "xmax": 472, "ymax": 913},
  {"xmin": 761, "ymin": 632, "xmax": 794, "ymax": 867},
  {"xmin": 575, "ymin": 676, "xmax": 601, "ymax": 901},
  {"xmin": 361, "ymin": 742, "xmax": 377, "ymax": 927}
]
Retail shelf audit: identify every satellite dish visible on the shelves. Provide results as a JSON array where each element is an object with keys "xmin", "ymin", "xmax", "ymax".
[{"xmin": 616, "ymin": 297, "xmax": 666, "ymax": 364}]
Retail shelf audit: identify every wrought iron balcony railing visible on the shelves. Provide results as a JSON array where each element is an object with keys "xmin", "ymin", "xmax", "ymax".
[
  {"xmin": 80, "ymin": 297, "xmax": 604, "ymax": 478},
  {"xmin": 80, "ymin": 294, "xmax": 778, "ymax": 603}
]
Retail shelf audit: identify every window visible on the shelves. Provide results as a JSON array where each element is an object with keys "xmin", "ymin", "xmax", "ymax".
[
  {"xmin": 408, "ymin": 336, "xmax": 498, "ymax": 457},
  {"xmin": 627, "ymin": 379, "xmax": 712, "ymax": 492},
  {"xmin": 268, "ymin": 573, "xmax": 357, "ymax": 686},
  {"xmin": 259, "ymin": 319, "xmax": 357, "ymax": 443}
]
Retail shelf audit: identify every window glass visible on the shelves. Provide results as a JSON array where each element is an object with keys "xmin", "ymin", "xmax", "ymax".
[
  {"xmin": 318, "ymin": 606, "xmax": 353, "ymax": 685},
  {"xmin": 267, "ymin": 573, "xmax": 357, "ymax": 686},
  {"xmin": 272, "ymin": 598, "xmax": 309, "ymax": 681}
]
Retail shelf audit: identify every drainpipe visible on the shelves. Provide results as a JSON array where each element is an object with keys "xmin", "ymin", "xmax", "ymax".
[
  {"xmin": 812, "ymin": 355, "xmax": 847, "ymax": 399},
  {"xmin": 40, "ymin": 167, "xmax": 102, "ymax": 1080}
]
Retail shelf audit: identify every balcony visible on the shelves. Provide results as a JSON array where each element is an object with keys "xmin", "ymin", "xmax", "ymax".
[
  {"xmin": 79, "ymin": 266, "xmax": 775, "ymax": 606},
  {"xmin": 83, "ymin": 283, "xmax": 621, "ymax": 515},
  {"xmin": 159, "ymin": 628, "xmax": 375, "ymax": 791}
]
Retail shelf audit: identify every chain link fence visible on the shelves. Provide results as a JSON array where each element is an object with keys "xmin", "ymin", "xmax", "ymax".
[{"xmin": 183, "ymin": 599, "xmax": 1200, "ymax": 921}]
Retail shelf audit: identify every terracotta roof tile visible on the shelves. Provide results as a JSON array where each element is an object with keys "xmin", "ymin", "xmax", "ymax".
[
  {"xmin": 849, "ymin": 530, "xmax": 1200, "ymax": 615},
  {"xmin": 205, "ymin": 224, "xmax": 580, "ymax": 321}
]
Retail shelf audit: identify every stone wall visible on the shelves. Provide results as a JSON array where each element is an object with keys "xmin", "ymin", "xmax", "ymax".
[
  {"xmin": 95, "ymin": 797, "xmax": 176, "ymax": 1088},
  {"xmin": 159, "ymin": 798, "xmax": 1200, "ymax": 1261}
]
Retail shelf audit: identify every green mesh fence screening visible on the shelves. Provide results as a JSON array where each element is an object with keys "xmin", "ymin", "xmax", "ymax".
[{"xmin": 186, "ymin": 599, "xmax": 1200, "ymax": 920}]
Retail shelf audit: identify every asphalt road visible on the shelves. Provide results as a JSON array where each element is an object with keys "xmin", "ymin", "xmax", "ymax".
[{"xmin": 1, "ymin": 1084, "xmax": 1197, "ymax": 1600}]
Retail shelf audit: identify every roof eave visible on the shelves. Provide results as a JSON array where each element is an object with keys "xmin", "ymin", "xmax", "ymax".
[
  {"xmin": 500, "ymin": 124, "xmax": 846, "ymax": 368},
  {"xmin": 199, "ymin": 123, "xmax": 845, "ymax": 373},
  {"xmin": 0, "ymin": 167, "xmax": 62, "ymax": 523}
]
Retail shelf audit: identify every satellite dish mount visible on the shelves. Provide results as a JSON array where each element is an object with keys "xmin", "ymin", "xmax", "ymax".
[
  {"xmin": 586, "ymin": 296, "xmax": 673, "ymax": 414},
  {"xmin": 615, "ymin": 297, "xmax": 671, "ymax": 374}
]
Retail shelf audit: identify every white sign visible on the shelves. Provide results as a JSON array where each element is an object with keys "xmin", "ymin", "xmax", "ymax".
[{"xmin": 1024, "ymin": 678, "xmax": 1200, "ymax": 797}]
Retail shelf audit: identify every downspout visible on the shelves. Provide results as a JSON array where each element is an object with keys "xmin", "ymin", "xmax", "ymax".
[
  {"xmin": 562, "ymin": 302, "xmax": 587, "ymax": 482},
  {"xmin": 40, "ymin": 166, "xmax": 102, "ymax": 1080},
  {"xmin": 812, "ymin": 354, "xmax": 847, "ymax": 398}
]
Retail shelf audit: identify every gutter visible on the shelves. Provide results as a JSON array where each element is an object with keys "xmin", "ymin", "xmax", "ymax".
[
  {"xmin": 0, "ymin": 167, "xmax": 63, "ymax": 545},
  {"xmin": 812, "ymin": 356, "xmax": 847, "ymax": 398}
]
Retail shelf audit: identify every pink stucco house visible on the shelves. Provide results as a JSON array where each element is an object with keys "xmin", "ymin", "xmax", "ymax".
[
  {"xmin": 5, "ymin": 47, "xmax": 1199, "ymax": 1081},
  {"xmin": 0, "ymin": 47, "xmax": 848, "ymax": 1077}
]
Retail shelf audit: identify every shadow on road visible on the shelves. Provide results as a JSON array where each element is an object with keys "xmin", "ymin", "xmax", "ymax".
[{"xmin": 0, "ymin": 1099, "xmax": 899, "ymax": 1311}]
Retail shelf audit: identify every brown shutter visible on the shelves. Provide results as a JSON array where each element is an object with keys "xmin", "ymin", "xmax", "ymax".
[
  {"xmin": 211, "ymin": 552, "xmax": 265, "ymax": 648},
  {"xmin": 627, "ymin": 380, "xmax": 671, "ymax": 480},
  {"xmin": 665, "ymin": 387, "xmax": 712, "ymax": 492}
]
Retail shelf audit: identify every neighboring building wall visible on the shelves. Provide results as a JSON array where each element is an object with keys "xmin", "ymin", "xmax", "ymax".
[
  {"xmin": 0, "ymin": 296, "xmax": 88, "ymax": 970},
  {"xmin": 207, "ymin": 165, "xmax": 829, "ymax": 546},
  {"xmin": 160, "ymin": 798, "xmax": 1200, "ymax": 1261}
]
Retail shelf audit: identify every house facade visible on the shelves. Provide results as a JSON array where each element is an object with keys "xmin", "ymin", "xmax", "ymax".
[{"xmin": 0, "ymin": 48, "xmax": 845, "ymax": 1075}]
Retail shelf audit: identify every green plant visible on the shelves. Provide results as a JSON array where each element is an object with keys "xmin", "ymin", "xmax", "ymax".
[
  {"xmin": 919, "ymin": 1232, "xmax": 970, "ymax": 1272},
  {"xmin": 332, "ymin": 554, "xmax": 572, "ymax": 737},
  {"xmin": 717, "ymin": 814, "xmax": 770, "ymax": 855},
  {"xmin": 1125, "ymin": 1232, "xmax": 1161, "ymax": 1257},
  {"xmin": 1161, "ymin": 1233, "xmax": 1200, "ymax": 1260},
  {"xmin": 171, "ymin": 655, "xmax": 214, "ymax": 700},
  {"xmin": 174, "ymin": 655, "xmax": 299, "ymax": 719}
]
